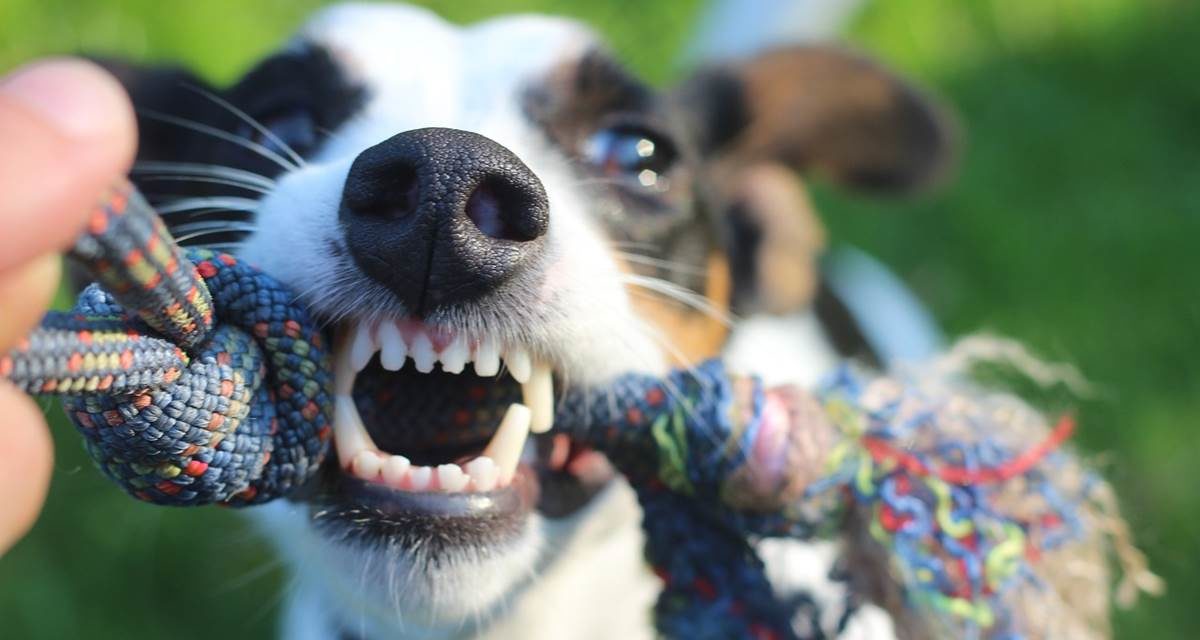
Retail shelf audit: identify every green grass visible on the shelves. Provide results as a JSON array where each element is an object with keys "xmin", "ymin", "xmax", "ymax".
[{"xmin": 1, "ymin": 1, "xmax": 1196, "ymax": 638}]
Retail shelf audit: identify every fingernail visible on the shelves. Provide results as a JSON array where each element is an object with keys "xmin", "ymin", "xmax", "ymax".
[{"xmin": 0, "ymin": 58, "xmax": 123, "ymax": 140}]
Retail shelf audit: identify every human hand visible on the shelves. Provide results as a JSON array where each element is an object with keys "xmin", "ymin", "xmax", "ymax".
[{"xmin": 0, "ymin": 58, "xmax": 135, "ymax": 555}]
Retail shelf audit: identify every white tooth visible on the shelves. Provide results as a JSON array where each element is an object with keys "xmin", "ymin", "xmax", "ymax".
[
  {"xmin": 411, "ymin": 332, "xmax": 436, "ymax": 373},
  {"xmin": 437, "ymin": 464, "xmax": 469, "ymax": 492},
  {"xmin": 505, "ymin": 348, "xmax": 532, "ymax": 384},
  {"xmin": 352, "ymin": 450, "xmax": 382, "ymax": 480},
  {"xmin": 409, "ymin": 466, "xmax": 433, "ymax": 491},
  {"xmin": 350, "ymin": 322, "xmax": 378, "ymax": 372},
  {"xmin": 334, "ymin": 394, "xmax": 377, "ymax": 469},
  {"xmin": 378, "ymin": 322, "xmax": 407, "ymax": 371},
  {"xmin": 382, "ymin": 455, "xmax": 411, "ymax": 487},
  {"xmin": 522, "ymin": 362, "xmax": 554, "ymax": 434},
  {"xmin": 483, "ymin": 403, "xmax": 532, "ymax": 485},
  {"xmin": 466, "ymin": 457, "xmax": 498, "ymax": 492},
  {"xmin": 474, "ymin": 337, "xmax": 500, "ymax": 376},
  {"xmin": 439, "ymin": 334, "xmax": 468, "ymax": 374}
]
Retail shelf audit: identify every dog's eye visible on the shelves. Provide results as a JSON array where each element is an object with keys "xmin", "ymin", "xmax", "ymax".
[
  {"xmin": 584, "ymin": 126, "xmax": 677, "ymax": 192},
  {"xmin": 241, "ymin": 108, "xmax": 318, "ymax": 158}
]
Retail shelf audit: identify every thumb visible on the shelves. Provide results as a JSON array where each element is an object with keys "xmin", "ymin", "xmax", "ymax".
[{"xmin": 0, "ymin": 57, "xmax": 137, "ymax": 272}]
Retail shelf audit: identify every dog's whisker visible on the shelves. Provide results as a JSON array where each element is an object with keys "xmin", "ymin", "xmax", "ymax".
[
  {"xmin": 156, "ymin": 196, "xmax": 261, "ymax": 215},
  {"xmin": 137, "ymin": 108, "xmax": 301, "ymax": 172},
  {"xmin": 609, "ymin": 240, "xmax": 662, "ymax": 254},
  {"xmin": 214, "ymin": 557, "xmax": 284, "ymax": 594},
  {"xmin": 621, "ymin": 274, "xmax": 737, "ymax": 328},
  {"xmin": 615, "ymin": 251, "xmax": 707, "ymax": 276},
  {"xmin": 181, "ymin": 83, "xmax": 309, "ymax": 170},
  {"xmin": 133, "ymin": 161, "xmax": 277, "ymax": 189},
  {"xmin": 135, "ymin": 175, "xmax": 274, "ymax": 195},
  {"xmin": 173, "ymin": 224, "xmax": 260, "ymax": 244}
]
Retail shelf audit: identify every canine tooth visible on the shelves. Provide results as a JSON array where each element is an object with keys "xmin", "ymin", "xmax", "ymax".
[
  {"xmin": 382, "ymin": 455, "xmax": 411, "ymax": 487},
  {"xmin": 437, "ymin": 464, "xmax": 469, "ymax": 492},
  {"xmin": 409, "ymin": 466, "xmax": 433, "ymax": 491},
  {"xmin": 466, "ymin": 457, "xmax": 498, "ymax": 492},
  {"xmin": 439, "ymin": 334, "xmax": 468, "ymax": 374},
  {"xmin": 378, "ymin": 322, "xmax": 407, "ymax": 371},
  {"xmin": 411, "ymin": 332, "xmax": 436, "ymax": 373},
  {"xmin": 352, "ymin": 450, "xmax": 382, "ymax": 480},
  {"xmin": 483, "ymin": 403, "xmax": 532, "ymax": 485},
  {"xmin": 505, "ymin": 349, "xmax": 532, "ymax": 384},
  {"xmin": 474, "ymin": 337, "xmax": 500, "ymax": 377},
  {"xmin": 522, "ymin": 362, "xmax": 554, "ymax": 434},
  {"xmin": 350, "ymin": 323, "xmax": 378, "ymax": 372},
  {"xmin": 333, "ymin": 394, "xmax": 377, "ymax": 469}
]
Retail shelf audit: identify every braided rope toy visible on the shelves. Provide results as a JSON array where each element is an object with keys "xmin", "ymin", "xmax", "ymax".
[{"xmin": 2, "ymin": 183, "xmax": 1159, "ymax": 638}]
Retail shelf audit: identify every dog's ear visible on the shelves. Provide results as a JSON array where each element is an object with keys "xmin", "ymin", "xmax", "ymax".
[
  {"xmin": 675, "ymin": 45, "xmax": 956, "ymax": 193},
  {"xmin": 672, "ymin": 46, "xmax": 956, "ymax": 314},
  {"xmin": 88, "ymin": 57, "xmax": 217, "ymax": 163}
]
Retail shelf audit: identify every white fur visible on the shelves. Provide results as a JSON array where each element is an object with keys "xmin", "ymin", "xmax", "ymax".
[
  {"xmin": 238, "ymin": 5, "xmax": 667, "ymax": 637},
  {"xmin": 239, "ymin": 3, "xmax": 665, "ymax": 385},
  {"xmin": 261, "ymin": 481, "xmax": 657, "ymax": 640},
  {"xmin": 724, "ymin": 310, "xmax": 842, "ymax": 389},
  {"xmin": 236, "ymin": 4, "xmax": 909, "ymax": 639}
]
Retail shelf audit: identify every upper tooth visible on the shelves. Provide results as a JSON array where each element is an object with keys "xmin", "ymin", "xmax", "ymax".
[
  {"xmin": 350, "ymin": 323, "xmax": 378, "ymax": 372},
  {"xmin": 483, "ymin": 403, "xmax": 532, "ymax": 485},
  {"xmin": 436, "ymin": 464, "xmax": 469, "ymax": 492},
  {"xmin": 411, "ymin": 332, "xmax": 436, "ymax": 373},
  {"xmin": 440, "ymin": 334, "xmax": 468, "ymax": 374},
  {"xmin": 505, "ymin": 349, "xmax": 532, "ymax": 383},
  {"xmin": 522, "ymin": 361, "xmax": 554, "ymax": 434},
  {"xmin": 378, "ymin": 322, "xmax": 407, "ymax": 370},
  {"xmin": 474, "ymin": 337, "xmax": 500, "ymax": 376}
]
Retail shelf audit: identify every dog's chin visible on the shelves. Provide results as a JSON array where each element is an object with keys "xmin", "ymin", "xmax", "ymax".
[{"xmin": 296, "ymin": 476, "xmax": 545, "ymax": 625}]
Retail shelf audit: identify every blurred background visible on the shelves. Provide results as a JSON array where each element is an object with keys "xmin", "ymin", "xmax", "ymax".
[{"xmin": 0, "ymin": 0, "xmax": 1196, "ymax": 637}]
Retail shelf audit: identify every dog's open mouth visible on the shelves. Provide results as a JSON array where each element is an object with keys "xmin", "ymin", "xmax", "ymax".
[{"xmin": 310, "ymin": 318, "xmax": 584, "ymax": 528}]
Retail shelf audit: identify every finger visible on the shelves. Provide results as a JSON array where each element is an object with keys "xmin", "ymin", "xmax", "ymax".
[
  {"xmin": 0, "ymin": 384, "xmax": 54, "ymax": 556},
  {"xmin": 0, "ymin": 254, "xmax": 60, "ymax": 351},
  {"xmin": 0, "ymin": 58, "xmax": 137, "ymax": 273}
]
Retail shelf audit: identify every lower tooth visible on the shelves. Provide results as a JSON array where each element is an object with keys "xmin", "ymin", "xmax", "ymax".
[
  {"xmin": 437, "ymin": 464, "xmax": 469, "ymax": 492},
  {"xmin": 352, "ymin": 450, "xmax": 382, "ymax": 480},
  {"xmin": 466, "ymin": 457, "xmax": 498, "ymax": 492},
  {"xmin": 382, "ymin": 455, "xmax": 411, "ymax": 486},
  {"xmin": 409, "ymin": 466, "xmax": 433, "ymax": 491}
]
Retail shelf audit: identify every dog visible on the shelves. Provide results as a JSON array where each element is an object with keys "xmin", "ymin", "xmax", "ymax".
[{"xmin": 98, "ymin": 3, "xmax": 954, "ymax": 637}]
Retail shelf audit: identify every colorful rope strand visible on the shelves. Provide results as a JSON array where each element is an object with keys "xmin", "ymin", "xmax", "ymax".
[{"xmin": 1, "ymin": 182, "xmax": 1154, "ymax": 638}]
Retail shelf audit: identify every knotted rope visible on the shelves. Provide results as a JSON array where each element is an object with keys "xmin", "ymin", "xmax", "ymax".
[
  {"xmin": 3, "ymin": 182, "xmax": 332, "ymax": 504},
  {"xmin": 1, "ymin": 183, "xmax": 1157, "ymax": 638}
]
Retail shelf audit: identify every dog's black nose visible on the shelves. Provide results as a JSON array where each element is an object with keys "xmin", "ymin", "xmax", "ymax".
[{"xmin": 340, "ymin": 127, "xmax": 549, "ymax": 313}]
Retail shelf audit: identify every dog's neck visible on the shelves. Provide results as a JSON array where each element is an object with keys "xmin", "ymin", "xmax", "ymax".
[{"xmin": 271, "ymin": 480, "xmax": 656, "ymax": 640}]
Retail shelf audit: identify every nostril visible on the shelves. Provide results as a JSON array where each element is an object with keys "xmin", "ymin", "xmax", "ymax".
[
  {"xmin": 464, "ymin": 175, "xmax": 547, "ymax": 242},
  {"xmin": 348, "ymin": 164, "xmax": 421, "ymax": 219}
]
